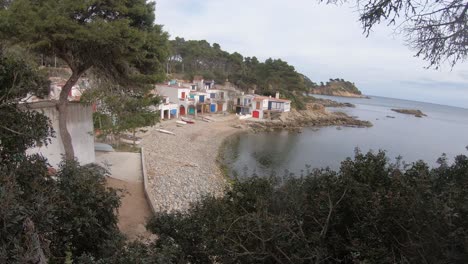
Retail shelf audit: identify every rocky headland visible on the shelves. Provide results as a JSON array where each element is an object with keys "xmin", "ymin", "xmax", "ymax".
[{"xmin": 309, "ymin": 79, "xmax": 367, "ymax": 98}]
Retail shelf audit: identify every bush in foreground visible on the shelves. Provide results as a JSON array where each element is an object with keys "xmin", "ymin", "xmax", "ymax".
[{"xmin": 144, "ymin": 151, "xmax": 468, "ymax": 264}]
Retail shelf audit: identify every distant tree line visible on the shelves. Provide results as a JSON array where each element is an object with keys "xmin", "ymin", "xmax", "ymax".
[
  {"xmin": 167, "ymin": 37, "xmax": 319, "ymax": 109},
  {"xmin": 317, "ymin": 78, "xmax": 362, "ymax": 95}
]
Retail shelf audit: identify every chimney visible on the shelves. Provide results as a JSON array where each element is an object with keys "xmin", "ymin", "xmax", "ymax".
[{"xmin": 275, "ymin": 92, "xmax": 279, "ymax": 99}]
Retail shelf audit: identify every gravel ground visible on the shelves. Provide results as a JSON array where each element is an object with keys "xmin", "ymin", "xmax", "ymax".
[{"xmin": 141, "ymin": 114, "xmax": 244, "ymax": 212}]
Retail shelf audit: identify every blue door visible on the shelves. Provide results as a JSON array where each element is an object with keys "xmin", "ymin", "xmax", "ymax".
[
  {"xmin": 210, "ymin": 104, "xmax": 216, "ymax": 112},
  {"xmin": 199, "ymin": 95, "xmax": 205, "ymax": 103}
]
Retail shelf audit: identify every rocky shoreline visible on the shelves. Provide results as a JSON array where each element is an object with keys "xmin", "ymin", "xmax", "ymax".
[
  {"xmin": 245, "ymin": 103, "xmax": 372, "ymax": 133},
  {"xmin": 308, "ymin": 96, "xmax": 356, "ymax": 108}
]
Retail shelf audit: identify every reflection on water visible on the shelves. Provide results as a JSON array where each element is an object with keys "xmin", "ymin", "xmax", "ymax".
[{"xmin": 223, "ymin": 95, "xmax": 468, "ymax": 177}]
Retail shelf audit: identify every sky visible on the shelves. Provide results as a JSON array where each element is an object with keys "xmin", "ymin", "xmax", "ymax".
[{"xmin": 155, "ymin": 0, "xmax": 468, "ymax": 108}]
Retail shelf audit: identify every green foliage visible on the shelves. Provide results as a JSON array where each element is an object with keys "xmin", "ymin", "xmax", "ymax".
[
  {"xmin": 85, "ymin": 86, "xmax": 160, "ymax": 137},
  {"xmin": 0, "ymin": 0, "xmax": 170, "ymax": 87},
  {"xmin": 0, "ymin": 49, "xmax": 124, "ymax": 263},
  {"xmin": 106, "ymin": 94, "xmax": 159, "ymax": 132},
  {"xmin": 0, "ymin": 157, "xmax": 124, "ymax": 263},
  {"xmin": 146, "ymin": 150, "xmax": 468, "ymax": 263},
  {"xmin": 51, "ymin": 161, "xmax": 124, "ymax": 261},
  {"xmin": 313, "ymin": 78, "xmax": 362, "ymax": 95},
  {"xmin": 0, "ymin": 155, "xmax": 58, "ymax": 264},
  {"xmin": 0, "ymin": 0, "xmax": 170, "ymax": 159},
  {"xmin": 0, "ymin": 47, "xmax": 52, "ymax": 159}
]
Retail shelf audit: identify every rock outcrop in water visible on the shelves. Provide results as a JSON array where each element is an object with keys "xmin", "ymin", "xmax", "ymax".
[
  {"xmin": 391, "ymin": 109, "xmax": 427, "ymax": 118},
  {"xmin": 307, "ymin": 96, "xmax": 356, "ymax": 108}
]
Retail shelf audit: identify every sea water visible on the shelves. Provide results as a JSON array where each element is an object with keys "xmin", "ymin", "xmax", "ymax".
[{"xmin": 223, "ymin": 95, "xmax": 468, "ymax": 177}]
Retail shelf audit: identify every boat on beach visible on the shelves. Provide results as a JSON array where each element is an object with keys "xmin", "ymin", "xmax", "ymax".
[
  {"xmin": 120, "ymin": 134, "xmax": 142, "ymax": 145},
  {"xmin": 156, "ymin": 129, "xmax": 175, "ymax": 135},
  {"xmin": 202, "ymin": 116, "xmax": 215, "ymax": 122},
  {"xmin": 181, "ymin": 117, "xmax": 195, "ymax": 124},
  {"xmin": 176, "ymin": 120, "xmax": 187, "ymax": 125}
]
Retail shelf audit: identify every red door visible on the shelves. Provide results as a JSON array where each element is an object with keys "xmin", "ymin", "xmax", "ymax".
[
  {"xmin": 180, "ymin": 105, "xmax": 186, "ymax": 116},
  {"xmin": 253, "ymin": 110, "xmax": 260, "ymax": 118},
  {"xmin": 181, "ymin": 92, "xmax": 186, "ymax": 99}
]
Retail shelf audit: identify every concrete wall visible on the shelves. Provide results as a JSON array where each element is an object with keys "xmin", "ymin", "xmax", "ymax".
[
  {"xmin": 158, "ymin": 103, "xmax": 179, "ymax": 119},
  {"xmin": 27, "ymin": 102, "xmax": 95, "ymax": 167},
  {"xmin": 284, "ymin": 102, "xmax": 291, "ymax": 112}
]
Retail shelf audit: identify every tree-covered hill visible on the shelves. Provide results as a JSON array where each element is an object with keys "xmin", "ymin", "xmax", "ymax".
[
  {"xmin": 311, "ymin": 78, "xmax": 364, "ymax": 97},
  {"xmin": 167, "ymin": 37, "xmax": 317, "ymax": 109}
]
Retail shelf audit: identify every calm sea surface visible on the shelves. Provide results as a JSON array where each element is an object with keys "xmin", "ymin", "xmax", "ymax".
[{"xmin": 223, "ymin": 95, "xmax": 468, "ymax": 177}]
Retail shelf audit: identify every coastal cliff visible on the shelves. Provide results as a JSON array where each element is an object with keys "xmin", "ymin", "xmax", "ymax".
[{"xmin": 310, "ymin": 79, "xmax": 366, "ymax": 98}]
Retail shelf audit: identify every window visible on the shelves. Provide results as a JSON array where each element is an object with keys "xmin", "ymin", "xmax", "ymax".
[{"xmin": 271, "ymin": 102, "xmax": 283, "ymax": 110}]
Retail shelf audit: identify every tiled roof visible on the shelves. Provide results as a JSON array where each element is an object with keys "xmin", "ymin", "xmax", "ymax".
[{"xmin": 253, "ymin": 96, "xmax": 270, "ymax": 101}]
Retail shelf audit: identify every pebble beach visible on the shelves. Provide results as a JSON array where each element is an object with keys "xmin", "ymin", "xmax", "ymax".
[{"xmin": 141, "ymin": 114, "xmax": 244, "ymax": 212}]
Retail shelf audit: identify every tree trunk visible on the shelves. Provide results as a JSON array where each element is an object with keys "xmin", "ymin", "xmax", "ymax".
[
  {"xmin": 58, "ymin": 71, "xmax": 81, "ymax": 160},
  {"xmin": 23, "ymin": 218, "xmax": 48, "ymax": 264}
]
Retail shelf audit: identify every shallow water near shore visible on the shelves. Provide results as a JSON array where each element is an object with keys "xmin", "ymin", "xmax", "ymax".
[{"xmin": 223, "ymin": 95, "xmax": 468, "ymax": 177}]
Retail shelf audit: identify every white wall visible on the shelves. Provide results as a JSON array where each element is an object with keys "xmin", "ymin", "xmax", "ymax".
[
  {"xmin": 27, "ymin": 102, "xmax": 95, "ymax": 168},
  {"xmin": 156, "ymin": 85, "xmax": 190, "ymax": 103}
]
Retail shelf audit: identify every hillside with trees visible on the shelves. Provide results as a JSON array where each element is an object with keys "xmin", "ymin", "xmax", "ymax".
[
  {"xmin": 167, "ymin": 37, "xmax": 316, "ymax": 109},
  {"xmin": 310, "ymin": 78, "xmax": 365, "ymax": 97}
]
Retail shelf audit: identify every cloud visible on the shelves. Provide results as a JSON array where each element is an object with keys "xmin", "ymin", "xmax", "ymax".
[{"xmin": 156, "ymin": 0, "xmax": 468, "ymax": 108}]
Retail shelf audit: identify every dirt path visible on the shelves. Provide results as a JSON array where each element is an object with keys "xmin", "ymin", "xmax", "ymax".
[
  {"xmin": 106, "ymin": 177, "xmax": 153, "ymax": 240},
  {"xmin": 96, "ymin": 152, "xmax": 153, "ymax": 240}
]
